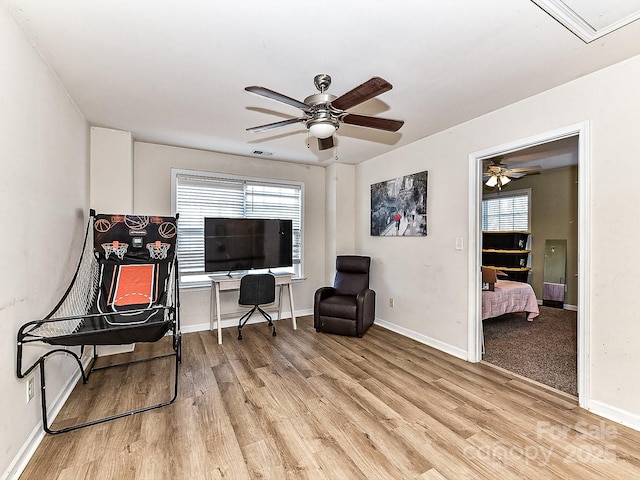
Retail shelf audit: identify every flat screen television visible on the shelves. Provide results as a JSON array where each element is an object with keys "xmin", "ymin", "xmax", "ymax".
[{"xmin": 204, "ymin": 218, "xmax": 293, "ymax": 273}]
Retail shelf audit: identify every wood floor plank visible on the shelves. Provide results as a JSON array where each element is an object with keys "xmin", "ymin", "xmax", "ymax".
[{"xmin": 19, "ymin": 316, "xmax": 640, "ymax": 479}]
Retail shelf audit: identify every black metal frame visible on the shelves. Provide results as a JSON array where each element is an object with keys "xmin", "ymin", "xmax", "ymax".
[
  {"xmin": 17, "ymin": 306, "xmax": 181, "ymax": 435},
  {"xmin": 16, "ymin": 211, "xmax": 181, "ymax": 434},
  {"xmin": 238, "ymin": 305, "xmax": 276, "ymax": 340}
]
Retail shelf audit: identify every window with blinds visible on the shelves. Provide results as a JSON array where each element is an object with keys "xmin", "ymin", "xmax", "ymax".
[
  {"xmin": 482, "ymin": 189, "xmax": 531, "ymax": 231},
  {"xmin": 172, "ymin": 169, "xmax": 303, "ymax": 286}
]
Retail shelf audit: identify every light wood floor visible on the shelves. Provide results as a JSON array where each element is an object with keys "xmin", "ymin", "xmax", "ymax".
[{"xmin": 21, "ymin": 316, "xmax": 640, "ymax": 479}]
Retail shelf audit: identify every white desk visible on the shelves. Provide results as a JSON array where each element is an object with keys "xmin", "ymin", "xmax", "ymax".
[{"xmin": 209, "ymin": 273, "xmax": 296, "ymax": 344}]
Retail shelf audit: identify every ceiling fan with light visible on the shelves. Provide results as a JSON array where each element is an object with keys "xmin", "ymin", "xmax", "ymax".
[
  {"xmin": 245, "ymin": 74, "xmax": 404, "ymax": 151},
  {"xmin": 483, "ymin": 158, "xmax": 542, "ymax": 190}
]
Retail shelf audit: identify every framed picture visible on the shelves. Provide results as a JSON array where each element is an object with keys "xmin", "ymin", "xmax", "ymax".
[{"xmin": 370, "ymin": 170, "xmax": 428, "ymax": 236}]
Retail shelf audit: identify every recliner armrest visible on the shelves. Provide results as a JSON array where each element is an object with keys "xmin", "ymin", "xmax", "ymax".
[
  {"xmin": 355, "ymin": 288, "xmax": 374, "ymax": 302},
  {"xmin": 314, "ymin": 286, "xmax": 336, "ymax": 317},
  {"xmin": 355, "ymin": 288, "xmax": 376, "ymax": 333},
  {"xmin": 315, "ymin": 286, "xmax": 336, "ymax": 302}
]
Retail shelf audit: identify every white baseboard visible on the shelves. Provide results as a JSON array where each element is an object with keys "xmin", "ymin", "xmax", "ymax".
[
  {"xmin": 374, "ymin": 318, "xmax": 639, "ymax": 433},
  {"xmin": 6, "ymin": 308, "xmax": 302, "ymax": 479},
  {"xmin": 588, "ymin": 399, "xmax": 640, "ymax": 432},
  {"xmin": 537, "ymin": 299, "xmax": 578, "ymax": 311},
  {"xmin": 181, "ymin": 322, "xmax": 211, "ymax": 334},
  {"xmin": 296, "ymin": 308, "xmax": 314, "ymax": 317},
  {"xmin": 374, "ymin": 318, "xmax": 468, "ymax": 360},
  {"xmin": 563, "ymin": 303, "xmax": 578, "ymax": 311},
  {"xmin": 3, "ymin": 355, "xmax": 91, "ymax": 480},
  {"xmin": 2, "ymin": 424, "xmax": 44, "ymax": 480},
  {"xmin": 181, "ymin": 308, "xmax": 313, "ymax": 334},
  {"xmin": 96, "ymin": 344, "xmax": 135, "ymax": 356}
]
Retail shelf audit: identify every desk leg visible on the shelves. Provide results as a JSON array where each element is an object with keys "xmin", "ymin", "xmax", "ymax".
[
  {"xmin": 277, "ymin": 285, "xmax": 283, "ymax": 321},
  {"xmin": 288, "ymin": 283, "xmax": 297, "ymax": 330},
  {"xmin": 215, "ymin": 283, "xmax": 223, "ymax": 344},
  {"xmin": 210, "ymin": 283, "xmax": 215, "ymax": 330}
]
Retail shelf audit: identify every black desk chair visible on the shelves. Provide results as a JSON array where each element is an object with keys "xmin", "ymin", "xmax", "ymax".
[{"xmin": 237, "ymin": 273, "xmax": 277, "ymax": 340}]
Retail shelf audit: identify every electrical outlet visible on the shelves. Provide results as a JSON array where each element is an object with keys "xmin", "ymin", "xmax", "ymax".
[
  {"xmin": 389, "ymin": 298, "xmax": 394, "ymax": 308},
  {"xmin": 26, "ymin": 376, "xmax": 35, "ymax": 403}
]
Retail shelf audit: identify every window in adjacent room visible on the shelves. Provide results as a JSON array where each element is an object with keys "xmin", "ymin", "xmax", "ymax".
[
  {"xmin": 482, "ymin": 188, "xmax": 531, "ymax": 231},
  {"xmin": 172, "ymin": 169, "xmax": 303, "ymax": 287}
]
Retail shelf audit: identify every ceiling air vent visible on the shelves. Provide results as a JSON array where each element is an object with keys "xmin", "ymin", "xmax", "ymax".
[{"xmin": 251, "ymin": 150, "xmax": 274, "ymax": 157}]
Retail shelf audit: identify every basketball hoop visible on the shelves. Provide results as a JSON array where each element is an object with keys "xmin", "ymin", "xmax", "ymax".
[
  {"xmin": 147, "ymin": 241, "xmax": 170, "ymax": 260},
  {"xmin": 102, "ymin": 241, "xmax": 128, "ymax": 260}
]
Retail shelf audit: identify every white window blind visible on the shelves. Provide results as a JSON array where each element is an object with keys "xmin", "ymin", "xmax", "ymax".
[
  {"xmin": 173, "ymin": 170, "xmax": 303, "ymax": 284},
  {"xmin": 482, "ymin": 190, "xmax": 530, "ymax": 231}
]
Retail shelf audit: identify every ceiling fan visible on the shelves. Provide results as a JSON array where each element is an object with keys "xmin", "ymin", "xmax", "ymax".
[
  {"xmin": 484, "ymin": 158, "xmax": 542, "ymax": 190},
  {"xmin": 244, "ymin": 74, "xmax": 404, "ymax": 151}
]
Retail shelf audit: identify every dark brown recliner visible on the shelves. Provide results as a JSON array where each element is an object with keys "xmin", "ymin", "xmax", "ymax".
[{"xmin": 314, "ymin": 255, "xmax": 375, "ymax": 337}]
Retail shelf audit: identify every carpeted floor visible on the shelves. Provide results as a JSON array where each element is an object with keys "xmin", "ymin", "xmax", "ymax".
[{"xmin": 482, "ymin": 305, "xmax": 577, "ymax": 396}]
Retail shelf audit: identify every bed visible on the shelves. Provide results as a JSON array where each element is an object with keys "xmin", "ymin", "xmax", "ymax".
[{"xmin": 482, "ymin": 279, "xmax": 540, "ymax": 321}]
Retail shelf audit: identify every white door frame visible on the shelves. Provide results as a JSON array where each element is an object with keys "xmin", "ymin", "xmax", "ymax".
[{"xmin": 467, "ymin": 121, "xmax": 590, "ymax": 408}]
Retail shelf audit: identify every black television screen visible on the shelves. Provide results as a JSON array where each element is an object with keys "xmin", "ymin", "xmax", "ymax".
[{"xmin": 204, "ymin": 218, "xmax": 293, "ymax": 273}]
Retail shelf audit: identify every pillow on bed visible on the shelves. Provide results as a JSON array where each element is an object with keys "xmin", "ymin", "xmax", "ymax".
[{"xmin": 482, "ymin": 266, "xmax": 497, "ymax": 291}]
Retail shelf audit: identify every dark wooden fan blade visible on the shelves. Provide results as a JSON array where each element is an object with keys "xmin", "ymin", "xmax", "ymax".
[
  {"xmin": 245, "ymin": 86, "xmax": 309, "ymax": 111},
  {"xmin": 331, "ymin": 77, "xmax": 393, "ymax": 111},
  {"xmin": 318, "ymin": 136, "xmax": 334, "ymax": 150},
  {"xmin": 507, "ymin": 165, "xmax": 543, "ymax": 174},
  {"xmin": 246, "ymin": 117, "xmax": 306, "ymax": 133},
  {"xmin": 342, "ymin": 113, "xmax": 404, "ymax": 132}
]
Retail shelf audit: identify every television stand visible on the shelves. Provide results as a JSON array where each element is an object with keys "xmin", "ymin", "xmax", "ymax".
[{"xmin": 209, "ymin": 273, "xmax": 296, "ymax": 344}]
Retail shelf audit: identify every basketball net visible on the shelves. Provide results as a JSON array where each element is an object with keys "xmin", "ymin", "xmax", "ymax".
[{"xmin": 147, "ymin": 241, "xmax": 170, "ymax": 260}]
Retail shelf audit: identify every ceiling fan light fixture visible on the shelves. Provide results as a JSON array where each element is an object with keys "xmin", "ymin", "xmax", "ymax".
[
  {"xmin": 485, "ymin": 175, "xmax": 498, "ymax": 187},
  {"xmin": 500, "ymin": 175, "xmax": 511, "ymax": 185},
  {"xmin": 308, "ymin": 120, "xmax": 336, "ymax": 139}
]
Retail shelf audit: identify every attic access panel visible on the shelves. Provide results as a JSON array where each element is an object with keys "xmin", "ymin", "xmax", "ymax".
[{"xmin": 532, "ymin": 0, "xmax": 640, "ymax": 42}]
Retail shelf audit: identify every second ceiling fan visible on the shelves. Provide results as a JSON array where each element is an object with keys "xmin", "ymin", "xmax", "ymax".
[
  {"xmin": 245, "ymin": 74, "xmax": 404, "ymax": 151},
  {"xmin": 484, "ymin": 158, "xmax": 542, "ymax": 190}
]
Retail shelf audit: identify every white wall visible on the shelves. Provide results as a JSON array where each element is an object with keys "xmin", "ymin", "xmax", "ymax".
[
  {"xmin": 357, "ymin": 140, "xmax": 469, "ymax": 355},
  {"xmin": 356, "ymin": 54, "xmax": 640, "ymax": 422},
  {"xmin": 90, "ymin": 127, "xmax": 133, "ymax": 213},
  {"xmin": 325, "ymin": 164, "xmax": 338, "ymax": 282},
  {"xmin": 0, "ymin": 5, "xmax": 89, "ymax": 478},
  {"xmin": 324, "ymin": 163, "xmax": 356, "ymax": 284},
  {"xmin": 133, "ymin": 142, "xmax": 326, "ymax": 330}
]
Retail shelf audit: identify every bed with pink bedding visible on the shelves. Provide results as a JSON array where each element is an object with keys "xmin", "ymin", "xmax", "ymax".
[{"xmin": 482, "ymin": 279, "xmax": 539, "ymax": 321}]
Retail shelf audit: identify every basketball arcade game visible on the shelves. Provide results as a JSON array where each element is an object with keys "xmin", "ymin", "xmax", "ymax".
[{"xmin": 16, "ymin": 211, "xmax": 181, "ymax": 434}]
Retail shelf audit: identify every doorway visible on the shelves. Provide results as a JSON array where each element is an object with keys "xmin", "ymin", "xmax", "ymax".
[{"xmin": 467, "ymin": 122, "xmax": 590, "ymax": 408}]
